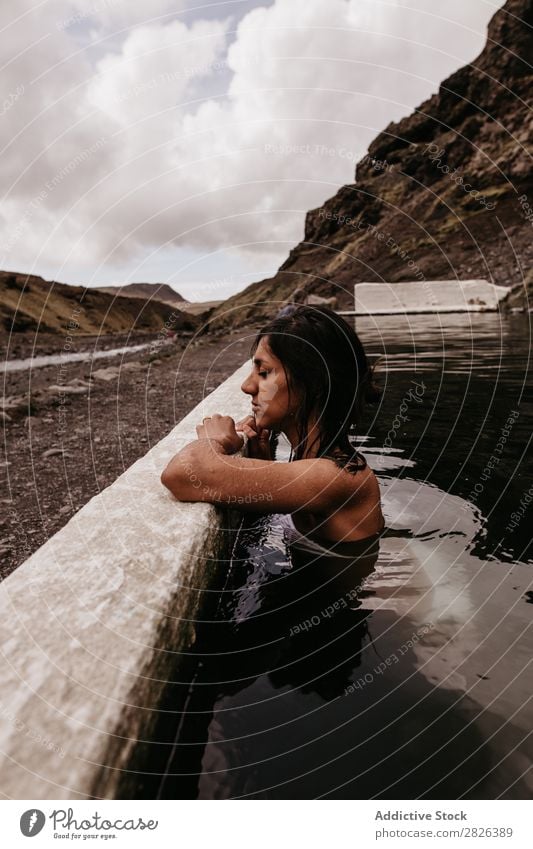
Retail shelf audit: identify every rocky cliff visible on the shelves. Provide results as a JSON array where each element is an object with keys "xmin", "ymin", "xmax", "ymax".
[{"xmin": 209, "ymin": 0, "xmax": 533, "ymax": 329}]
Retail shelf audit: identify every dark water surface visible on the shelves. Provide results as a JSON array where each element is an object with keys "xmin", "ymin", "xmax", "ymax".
[{"xmin": 143, "ymin": 314, "xmax": 532, "ymax": 799}]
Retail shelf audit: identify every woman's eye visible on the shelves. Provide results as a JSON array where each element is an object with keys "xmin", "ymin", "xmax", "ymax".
[{"xmin": 258, "ymin": 371, "xmax": 268, "ymax": 378}]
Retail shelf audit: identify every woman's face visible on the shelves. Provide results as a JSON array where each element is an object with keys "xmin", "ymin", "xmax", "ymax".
[{"xmin": 240, "ymin": 336, "xmax": 296, "ymax": 430}]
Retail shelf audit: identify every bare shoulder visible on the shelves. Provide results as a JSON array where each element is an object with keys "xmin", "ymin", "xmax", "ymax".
[
  {"xmin": 307, "ymin": 458, "xmax": 384, "ymax": 539},
  {"xmin": 321, "ymin": 454, "xmax": 382, "ymax": 507},
  {"xmin": 352, "ymin": 457, "xmax": 382, "ymax": 505},
  {"xmin": 318, "ymin": 454, "xmax": 379, "ymax": 493},
  {"xmin": 295, "ymin": 456, "xmax": 381, "ymax": 514},
  {"xmin": 347, "ymin": 461, "xmax": 381, "ymax": 498},
  {"xmin": 290, "ymin": 457, "xmax": 383, "ymax": 540},
  {"xmin": 291, "ymin": 456, "xmax": 366, "ymax": 497}
]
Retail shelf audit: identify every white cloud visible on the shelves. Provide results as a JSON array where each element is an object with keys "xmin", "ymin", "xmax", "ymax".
[
  {"xmin": 87, "ymin": 18, "xmax": 229, "ymax": 121},
  {"xmin": 58, "ymin": 0, "xmax": 185, "ymax": 37},
  {"xmin": 0, "ymin": 0, "xmax": 504, "ymax": 292}
]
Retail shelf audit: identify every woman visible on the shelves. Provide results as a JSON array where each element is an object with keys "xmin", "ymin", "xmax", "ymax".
[{"xmin": 161, "ymin": 305, "xmax": 384, "ymax": 544}]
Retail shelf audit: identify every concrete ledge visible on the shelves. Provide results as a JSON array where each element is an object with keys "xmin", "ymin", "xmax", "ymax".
[
  {"xmin": 347, "ymin": 280, "xmax": 510, "ymax": 315},
  {"xmin": 0, "ymin": 362, "xmax": 251, "ymax": 799}
]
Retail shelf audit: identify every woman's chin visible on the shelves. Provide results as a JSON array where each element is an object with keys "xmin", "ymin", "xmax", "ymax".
[{"xmin": 255, "ymin": 412, "xmax": 275, "ymax": 429}]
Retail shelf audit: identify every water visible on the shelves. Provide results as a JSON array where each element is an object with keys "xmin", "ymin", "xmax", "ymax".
[
  {"xmin": 142, "ymin": 314, "xmax": 532, "ymax": 799},
  {"xmin": 1, "ymin": 341, "xmax": 159, "ymax": 373}
]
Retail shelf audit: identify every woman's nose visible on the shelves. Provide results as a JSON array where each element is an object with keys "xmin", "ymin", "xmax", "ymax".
[{"xmin": 241, "ymin": 371, "xmax": 256, "ymax": 395}]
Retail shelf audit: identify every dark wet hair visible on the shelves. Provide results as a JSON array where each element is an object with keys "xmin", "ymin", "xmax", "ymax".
[{"xmin": 251, "ymin": 305, "xmax": 380, "ymax": 472}]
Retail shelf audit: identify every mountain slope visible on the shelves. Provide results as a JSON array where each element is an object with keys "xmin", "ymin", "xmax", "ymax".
[
  {"xmin": 209, "ymin": 0, "xmax": 533, "ymax": 329},
  {"xmin": 96, "ymin": 282, "xmax": 185, "ymax": 307},
  {"xmin": 0, "ymin": 271, "xmax": 198, "ymax": 336}
]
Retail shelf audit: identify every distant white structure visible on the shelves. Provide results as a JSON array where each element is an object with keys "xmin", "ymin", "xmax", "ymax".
[
  {"xmin": 306, "ymin": 293, "xmax": 338, "ymax": 308},
  {"xmin": 287, "ymin": 289, "xmax": 338, "ymax": 309},
  {"xmin": 340, "ymin": 279, "xmax": 510, "ymax": 316}
]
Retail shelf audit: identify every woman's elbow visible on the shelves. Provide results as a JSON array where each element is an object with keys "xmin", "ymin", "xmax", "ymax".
[{"xmin": 160, "ymin": 461, "xmax": 189, "ymax": 500}]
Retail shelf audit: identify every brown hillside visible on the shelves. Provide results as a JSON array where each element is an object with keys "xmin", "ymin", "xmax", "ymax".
[
  {"xmin": 96, "ymin": 281, "xmax": 185, "ymax": 307},
  {"xmin": 208, "ymin": 0, "xmax": 533, "ymax": 330},
  {"xmin": 0, "ymin": 271, "xmax": 198, "ymax": 337}
]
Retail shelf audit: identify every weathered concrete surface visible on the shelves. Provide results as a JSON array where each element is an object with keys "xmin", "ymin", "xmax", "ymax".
[
  {"xmin": 352, "ymin": 280, "xmax": 510, "ymax": 315},
  {"xmin": 0, "ymin": 362, "xmax": 251, "ymax": 799}
]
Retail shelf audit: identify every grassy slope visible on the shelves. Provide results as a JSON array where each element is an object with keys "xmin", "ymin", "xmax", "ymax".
[{"xmin": 0, "ymin": 271, "xmax": 198, "ymax": 336}]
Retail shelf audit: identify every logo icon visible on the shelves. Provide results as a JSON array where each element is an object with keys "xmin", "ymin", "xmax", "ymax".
[{"xmin": 20, "ymin": 809, "xmax": 46, "ymax": 837}]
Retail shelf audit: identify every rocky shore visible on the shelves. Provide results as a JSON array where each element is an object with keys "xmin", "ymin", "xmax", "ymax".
[{"xmin": 0, "ymin": 326, "xmax": 256, "ymax": 581}]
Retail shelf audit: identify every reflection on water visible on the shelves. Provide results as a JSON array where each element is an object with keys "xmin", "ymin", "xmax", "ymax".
[{"xmin": 144, "ymin": 314, "xmax": 532, "ymax": 800}]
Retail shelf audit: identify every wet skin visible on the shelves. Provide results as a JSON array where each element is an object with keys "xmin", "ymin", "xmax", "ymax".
[{"xmin": 162, "ymin": 337, "xmax": 384, "ymax": 542}]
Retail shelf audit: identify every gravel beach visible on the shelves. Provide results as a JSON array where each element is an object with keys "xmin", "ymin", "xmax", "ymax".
[{"xmin": 1, "ymin": 326, "xmax": 257, "ymax": 580}]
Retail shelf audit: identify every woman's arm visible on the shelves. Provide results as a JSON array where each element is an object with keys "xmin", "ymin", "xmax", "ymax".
[{"xmin": 160, "ymin": 416, "xmax": 354, "ymax": 514}]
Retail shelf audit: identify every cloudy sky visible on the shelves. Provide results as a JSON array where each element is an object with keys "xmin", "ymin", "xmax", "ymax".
[{"xmin": 1, "ymin": 0, "xmax": 504, "ymax": 300}]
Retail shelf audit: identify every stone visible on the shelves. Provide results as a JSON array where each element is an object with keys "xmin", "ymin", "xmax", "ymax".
[
  {"xmin": 41, "ymin": 448, "xmax": 74, "ymax": 459},
  {"xmin": 47, "ymin": 384, "xmax": 91, "ymax": 395},
  {"xmin": 91, "ymin": 363, "xmax": 143, "ymax": 382}
]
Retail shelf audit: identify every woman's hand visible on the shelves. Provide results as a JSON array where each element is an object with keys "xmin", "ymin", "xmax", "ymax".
[
  {"xmin": 195, "ymin": 414, "xmax": 244, "ymax": 454},
  {"xmin": 235, "ymin": 415, "xmax": 272, "ymax": 460}
]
